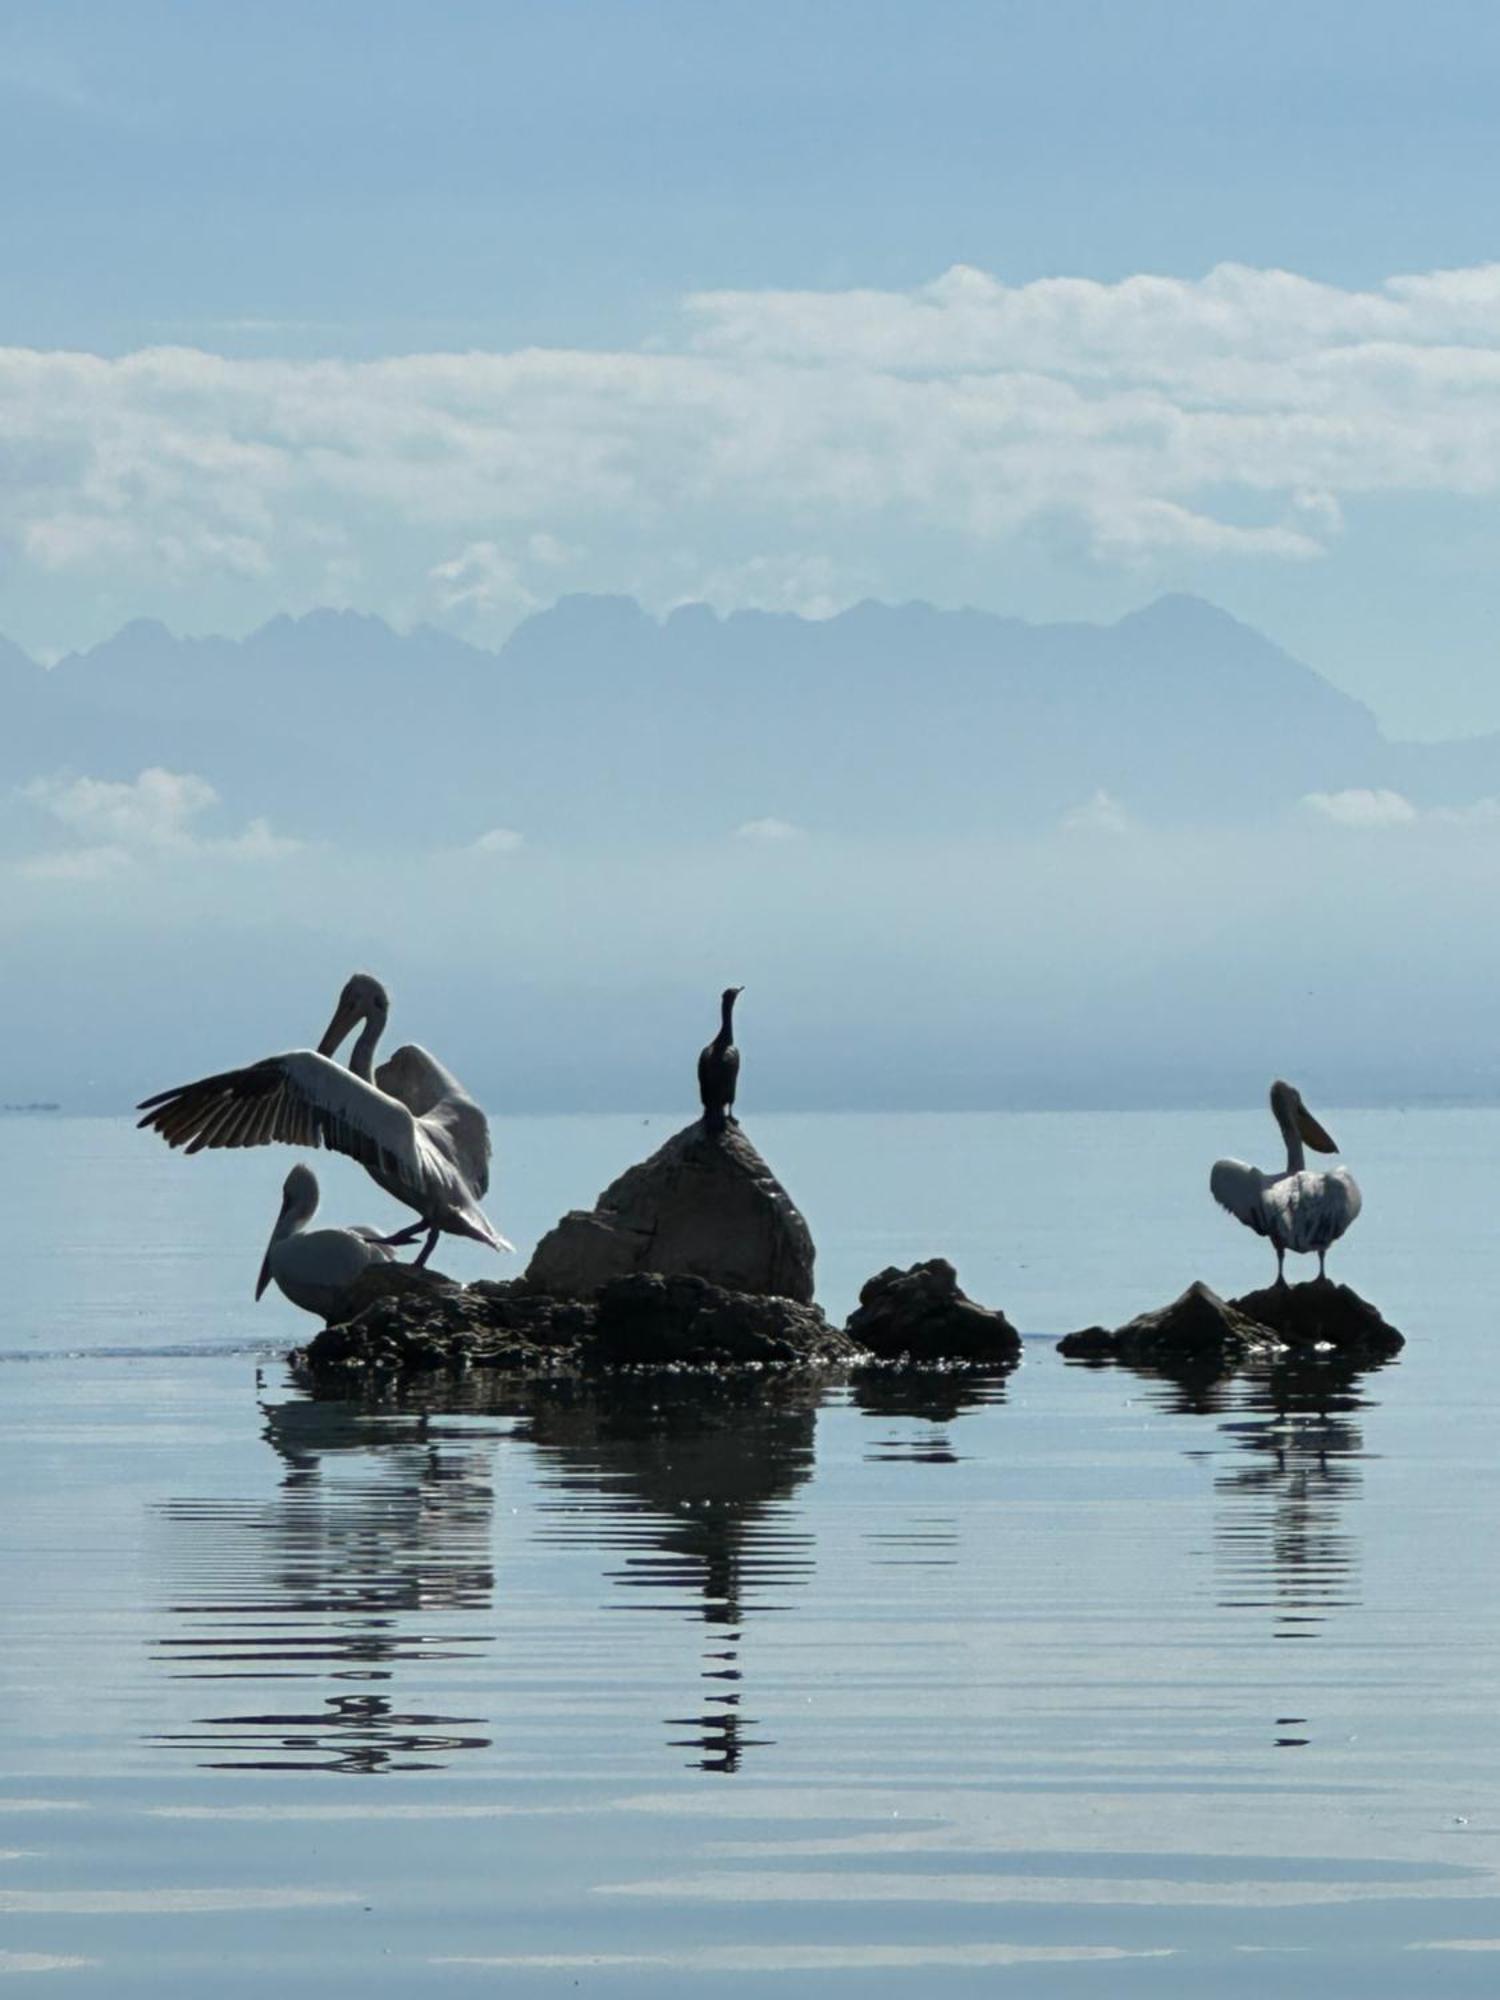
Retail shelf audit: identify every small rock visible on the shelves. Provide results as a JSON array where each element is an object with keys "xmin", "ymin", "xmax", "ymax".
[
  {"xmin": 1059, "ymin": 1277, "xmax": 1403, "ymax": 1370},
  {"xmin": 844, "ymin": 1259, "xmax": 1021, "ymax": 1363}
]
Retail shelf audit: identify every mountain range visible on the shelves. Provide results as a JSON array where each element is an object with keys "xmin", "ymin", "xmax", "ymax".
[{"xmin": 3, "ymin": 591, "xmax": 1493, "ymax": 847}]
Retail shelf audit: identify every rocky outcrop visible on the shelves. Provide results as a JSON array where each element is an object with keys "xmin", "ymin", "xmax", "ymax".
[
  {"xmin": 1059, "ymin": 1278, "xmax": 1403, "ymax": 1370},
  {"xmin": 524, "ymin": 1120, "xmax": 815, "ymax": 1303},
  {"xmin": 844, "ymin": 1259, "xmax": 1021, "ymax": 1363},
  {"xmin": 291, "ymin": 1264, "xmax": 854, "ymax": 1381}
]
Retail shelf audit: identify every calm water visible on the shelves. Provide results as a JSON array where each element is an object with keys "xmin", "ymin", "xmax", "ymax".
[{"xmin": 2, "ymin": 1108, "xmax": 1499, "ymax": 1993}]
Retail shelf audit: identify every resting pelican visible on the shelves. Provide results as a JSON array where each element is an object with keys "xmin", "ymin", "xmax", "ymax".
[
  {"xmin": 1210, "ymin": 1079, "xmax": 1362, "ymax": 1283},
  {"xmin": 137, "ymin": 973, "xmax": 512, "ymax": 1267},
  {"xmin": 698, "ymin": 985, "xmax": 743, "ymax": 1132},
  {"xmin": 257, "ymin": 1163, "xmax": 394, "ymax": 1319}
]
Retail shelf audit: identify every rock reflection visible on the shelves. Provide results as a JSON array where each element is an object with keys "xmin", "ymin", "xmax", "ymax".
[
  {"xmin": 151, "ymin": 1397, "xmax": 503, "ymax": 1772},
  {"xmin": 1133, "ymin": 1351, "xmax": 1394, "ymax": 1644},
  {"xmin": 851, "ymin": 1364, "xmax": 1013, "ymax": 1465},
  {"xmin": 520, "ymin": 1379, "xmax": 820, "ymax": 1773}
]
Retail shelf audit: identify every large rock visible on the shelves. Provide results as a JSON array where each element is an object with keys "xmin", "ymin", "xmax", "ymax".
[
  {"xmin": 523, "ymin": 1120, "xmax": 815, "ymax": 1303},
  {"xmin": 844, "ymin": 1259, "xmax": 1021, "ymax": 1363},
  {"xmin": 1059, "ymin": 1278, "xmax": 1403, "ymax": 1370}
]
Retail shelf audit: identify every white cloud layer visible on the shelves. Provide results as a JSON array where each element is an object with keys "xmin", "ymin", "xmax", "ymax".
[
  {"xmin": 19, "ymin": 766, "xmax": 299, "ymax": 871},
  {"xmin": 9, "ymin": 260, "xmax": 1500, "ymax": 627}
]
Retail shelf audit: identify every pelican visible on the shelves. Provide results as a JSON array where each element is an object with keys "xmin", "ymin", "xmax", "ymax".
[
  {"xmin": 698, "ymin": 986, "xmax": 743, "ymax": 1132},
  {"xmin": 257, "ymin": 1163, "xmax": 395, "ymax": 1319},
  {"xmin": 1210, "ymin": 1079, "xmax": 1362, "ymax": 1283},
  {"xmin": 137, "ymin": 973, "xmax": 512, "ymax": 1267}
]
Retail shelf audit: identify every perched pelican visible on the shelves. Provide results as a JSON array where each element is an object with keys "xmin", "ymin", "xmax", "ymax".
[
  {"xmin": 1210, "ymin": 1079, "xmax": 1362, "ymax": 1282},
  {"xmin": 257, "ymin": 1163, "xmax": 394, "ymax": 1319},
  {"xmin": 137, "ymin": 973, "xmax": 512, "ymax": 1267},
  {"xmin": 698, "ymin": 986, "xmax": 743, "ymax": 1132}
]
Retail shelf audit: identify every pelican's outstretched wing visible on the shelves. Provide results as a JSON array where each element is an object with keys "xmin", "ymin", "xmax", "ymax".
[
  {"xmin": 375, "ymin": 1042, "xmax": 491, "ymax": 1198},
  {"xmin": 138, "ymin": 1050, "xmax": 422, "ymax": 1191},
  {"xmin": 1210, "ymin": 1157, "xmax": 1270, "ymax": 1235}
]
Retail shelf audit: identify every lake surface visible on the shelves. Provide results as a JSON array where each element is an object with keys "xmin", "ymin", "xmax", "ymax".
[{"xmin": 2, "ymin": 1107, "xmax": 1499, "ymax": 1993}]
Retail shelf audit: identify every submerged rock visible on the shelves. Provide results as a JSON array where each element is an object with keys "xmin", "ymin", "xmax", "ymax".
[
  {"xmin": 844, "ymin": 1259, "xmax": 1021, "ymax": 1363},
  {"xmin": 1059, "ymin": 1277, "xmax": 1403, "ymax": 1370},
  {"xmin": 524, "ymin": 1120, "xmax": 815, "ymax": 1303}
]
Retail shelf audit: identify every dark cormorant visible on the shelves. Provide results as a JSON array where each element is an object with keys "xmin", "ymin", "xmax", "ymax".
[{"xmin": 698, "ymin": 987, "xmax": 743, "ymax": 1132}]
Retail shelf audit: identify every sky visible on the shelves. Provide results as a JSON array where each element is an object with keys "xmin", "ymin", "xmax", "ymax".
[
  {"xmin": 10, "ymin": 3, "xmax": 1500, "ymax": 1114},
  {"xmin": 4, "ymin": 3, "xmax": 1500, "ymax": 736}
]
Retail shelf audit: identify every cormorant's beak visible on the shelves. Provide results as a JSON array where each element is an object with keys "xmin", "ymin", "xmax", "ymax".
[
  {"xmin": 316, "ymin": 998, "xmax": 360, "ymax": 1058},
  {"xmin": 1296, "ymin": 1101, "xmax": 1338, "ymax": 1154}
]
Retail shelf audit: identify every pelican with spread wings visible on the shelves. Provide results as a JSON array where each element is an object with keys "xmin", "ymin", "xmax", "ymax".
[
  {"xmin": 138, "ymin": 973, "xmax": 511, "ymax": 1266},
  {"xmin": 1210, "ymin": 1079, "xmax": 1361, "ymax": 1283}
]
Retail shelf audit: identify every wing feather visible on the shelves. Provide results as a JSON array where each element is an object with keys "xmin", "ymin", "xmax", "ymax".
[{"xmin": 138, "ymin": 1050, "xmax": 423, "ymax": 1193}]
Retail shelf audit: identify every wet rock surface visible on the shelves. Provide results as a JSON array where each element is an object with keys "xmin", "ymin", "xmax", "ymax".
[
  {"xmin": 291, "ymin": 1263, "xmax": 856, "ymax": 1381},
  {"xmin": 523, "ymin": 1120, "xmax": 815, "ymax": 1303},
  {"xmin": 1059, "ymin": 1277, "xmax": 1403, "ymax": 1370},
  {"xmin": 844, "ymin": 1259, "xmax": 1021, "ymax": 1363}
]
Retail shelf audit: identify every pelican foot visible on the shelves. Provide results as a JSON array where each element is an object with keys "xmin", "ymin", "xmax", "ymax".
[{"xmin": 375, "ymin": 1224, "xmax": 425, "ymax": 1247}]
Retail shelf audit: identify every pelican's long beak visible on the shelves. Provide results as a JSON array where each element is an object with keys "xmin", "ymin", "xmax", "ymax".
[
  {"xmin": 1296, "ymin": 1101, "xmax": 1339, "ymax": 1154},
  {"xmin": 255, "ymin": 1246, "xmax": 274, "ymax": 1302},
  {"xmin": 316, "ymin": 998, "xmax": 361, "ymax": 1058}
]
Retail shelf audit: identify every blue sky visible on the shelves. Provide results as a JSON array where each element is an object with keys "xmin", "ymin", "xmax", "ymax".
[{"xmin": 6, "ymin": 1, "xmax": 1500, "ymax": 734}]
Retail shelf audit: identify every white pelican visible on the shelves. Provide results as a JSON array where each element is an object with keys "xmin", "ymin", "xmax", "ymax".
[
  {"xmin": 1210, "ymin": 1079, "xmax": 1362, "ymax": 1283},
  {"xmin": 256, "ymin": 1163, "xmax": 394, "ymax": 1319},
  {"xmin": 137, "ymin": 973, "xmax": 512, "ymax": 1267}
]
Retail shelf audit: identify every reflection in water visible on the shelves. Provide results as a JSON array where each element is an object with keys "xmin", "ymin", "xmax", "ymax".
[
  {"xmin": 152, "ymin": 1398, "xmax": 505, "ymax": 1772},
  {"xmin": 521, "ymin": 1379, "xmax": 819, "ymax": 1772},
  {"xmin": 1213, "ymin": 1358, "xmax": 1377, "ymax": 1645},
  {"xmin": 153, "ymin": 1375, "xmax": 826, "ymax": 1778},
  {"xmin": 850, "ymin": 1364, "xmax": 1013, "ymax": 1465}
]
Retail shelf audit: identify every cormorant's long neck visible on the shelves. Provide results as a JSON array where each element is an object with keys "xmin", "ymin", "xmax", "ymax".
[
  {"xmin": 717, "ymin": 996, "xmax": 737, "ymax": 1047},
  {"xmin": 350, "ymin": 1012, "xmax": 384, "ymax": 1080}
]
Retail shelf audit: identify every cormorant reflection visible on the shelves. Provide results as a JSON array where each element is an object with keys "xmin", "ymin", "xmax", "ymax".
[
  {"xmin": 151, "ymin": 1394, "xmax": 503, "ymax": 1772},
  {"xmin": 519, "ymin": 1378, "xmax": 819, "ymax": 1773}
]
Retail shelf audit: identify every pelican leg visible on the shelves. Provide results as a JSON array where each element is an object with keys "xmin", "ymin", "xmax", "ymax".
[
  {"xmin": 374, "ymin": 1223, "xmax": 425, "ymax": 1247},
  {"xmin": 1275, "ymin": 1244, "xmax": 1287, "ymax": 1287},
  {"xmin": 412, "ymin": 1226, "xmax": 441, "ymax": 1269},
  {"xmin": 1317, "ymin": 1249, "xmax": 1327, "ymax": 1282}
]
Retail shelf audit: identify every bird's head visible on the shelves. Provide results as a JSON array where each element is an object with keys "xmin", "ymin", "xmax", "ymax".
[
  {"xmin": 317, "ymin": 971, "xmax": 390, "ymax": 1057},
  {"xmin": 1270, "ymin": 1078, "xmax": 1338, "ymax": 1154},
  {"xmin": 258, "ymin": 1163, "xmax": 320, "ymax": 1300}
]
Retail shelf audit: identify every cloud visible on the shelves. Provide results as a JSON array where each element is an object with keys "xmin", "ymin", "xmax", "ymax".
[
  {"xmin": 20, "ymin": 766, "xmax": 300, "ymax": 866},
  {"xmin": 1061, "ymin": 789, "xmax": 1134, "ymax": 836},
  {"xmin": 12, "ymin": 258, "xmax": 1500, "ymax": 621},
  {"xmin": 1301, "ymin": 787, "xmax": 1419, "ymax": 827},
  {"xmin": 734, "ymin": 817, "xmax": 806, "ymax": 843},
  {"xmin": 469, "ymin": 827, "xmax": 524, "ymax": 854}
]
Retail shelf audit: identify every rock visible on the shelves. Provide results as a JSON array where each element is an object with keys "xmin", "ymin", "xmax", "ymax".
[
  {"xmin": 1059, "ymin": 1282, "xmax": 1279, "ymax": 1368},
  {"xmin": 291, "ymin": 1266, "xmax": 594, "ymax": 1379},
  {"xmin": 844, "ymin": 1259, "xmax": 1021, "ymax": 1363},
  {"xmin": 1230, "ymin": 1279, "xmax": 1404, "ymax": 1363},
  {"xmin": 1059, "ymin": 1278, "xmax": 1403, "ymax": 1370},
  {"xmin": 290, "ymin": 1265, "xmax": 853, "ymax": 1381},
  {"xmin": 589, "ymin": 1271, "xmax": 859, "ymax": 1370},
  {"xmin": 524, "ymin": 1120, "xmax": 815, "ymax": 1303}
]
